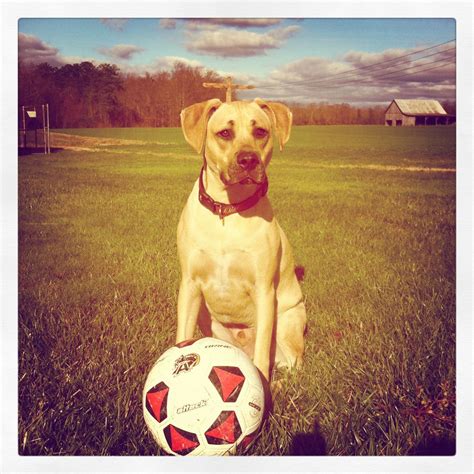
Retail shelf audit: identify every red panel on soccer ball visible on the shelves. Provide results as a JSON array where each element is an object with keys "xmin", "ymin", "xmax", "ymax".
[
  {"xmin": 164, "ymin": 424, "xmax": 200, "ymax": 455},
  {"xmin": 145, "ymin": 381, "xmax": 169, "ymax": 423},
  {"xmin": 205, "ymin": 410, "xmax": 242, "ymax": 445},
  {"xmin": 209, "ymin": 366, "xmax": 245, "ymax": 402}
]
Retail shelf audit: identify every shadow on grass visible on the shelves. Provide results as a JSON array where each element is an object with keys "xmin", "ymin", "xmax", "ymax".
[
  {"xmin": 288, "ymin": 419, "xmax": 327, "ymax": 455},
  {"xmin": 410, "ymin": 435, "xmax": 455, "ymax": 456},
  {"xmin": 18, "ymin": 147, "xmax": 63, "ymax": 156}
]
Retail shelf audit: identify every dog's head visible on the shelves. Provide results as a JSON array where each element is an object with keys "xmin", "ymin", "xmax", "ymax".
[{"xmin": 180, "ymin": 99, "xmax": 292, "ymax": 185}]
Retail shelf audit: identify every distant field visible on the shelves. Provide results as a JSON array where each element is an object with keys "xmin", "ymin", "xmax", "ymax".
[
  {"xmin": 52, "ymin": 124, "xmax": 456, "ymax": 168},
  {"xmin": 18, "ymin": 125, "xmax": 456, "ymax": 456}
]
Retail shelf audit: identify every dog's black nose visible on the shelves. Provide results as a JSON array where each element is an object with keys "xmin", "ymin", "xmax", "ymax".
[{"xmin": 237, "ymin": 151, "xmax": 259, "ymax": 171}]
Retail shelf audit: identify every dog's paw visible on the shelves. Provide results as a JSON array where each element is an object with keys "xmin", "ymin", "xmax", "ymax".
[
  {"xmin": 270, "ymin": 366, "xmax": 289, "ymax": 394},
  {"xmin": 270, "ymin": 379, "xmax": 283, "ymax": 394}
]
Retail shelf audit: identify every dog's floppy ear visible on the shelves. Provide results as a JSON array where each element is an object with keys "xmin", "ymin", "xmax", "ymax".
[
  {"xmin": 180, "ymin": 98, "xmax": 222, "ymax": 154},
  {"xmin": 254, "ymin": 98, "xmax": 293, "ymax": 151}
]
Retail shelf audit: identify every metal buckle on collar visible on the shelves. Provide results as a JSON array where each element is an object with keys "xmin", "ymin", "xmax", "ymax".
[{"xmin": 215, "ymin": 203, "xmax": 224, "ymax": 220}]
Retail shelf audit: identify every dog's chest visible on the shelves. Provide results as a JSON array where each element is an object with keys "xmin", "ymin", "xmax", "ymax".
[
  {"xmin": 191, "ymin": 247, "xmax": 257, "ymax": 323},
  {"xmin": 192, "ymin": 247, "xmax": 255, "ymax": 291}
]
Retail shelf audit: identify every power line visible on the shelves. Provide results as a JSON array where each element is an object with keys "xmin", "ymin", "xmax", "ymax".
[
  {"xmin": 265, "ymin": 61, "xmax": 455, "ymax": 100},
  {"xmin": 318, "ymin": 47, "xmax": 454, "ymax": 84},
  {"xmin": 262, "ymin": 48, "xmax": 455, "ymax": 90},
  {"xmin": 310, "ymin": 54, "xmax": 455, "ymax": 89},
  {"xmin": 364, "ymin": 61, "xmax": 454, "ymax": 85},
  {"xmin": 252, "ymin": 60, "xmax": 455, "ymax": 100},
  {"xmin": 259, "ymin": 38, "xmax": 455, "ymax": 89},
  {"xmin": 247, "ymin": 54, "xmax": 455, "ymax": 97},
  {"xmin": 261, "ymin": 39, "xmax": 455, "ymax": 89}
]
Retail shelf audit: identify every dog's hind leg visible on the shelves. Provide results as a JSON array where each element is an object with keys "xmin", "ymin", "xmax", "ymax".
[{"xmin": 274, "ymin": 301, "xmax": 307, "ymax": 369}]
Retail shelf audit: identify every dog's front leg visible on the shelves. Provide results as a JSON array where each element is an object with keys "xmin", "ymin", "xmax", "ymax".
[
  {"xmin": 176, "ymin": 278, "xmax": 202, "ymax": 343},
  {"xmin": 253, "ymin": 287, "xmax": 276, "ymax": 381}
]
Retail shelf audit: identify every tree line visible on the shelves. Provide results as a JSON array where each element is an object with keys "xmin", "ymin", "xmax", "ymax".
[
  {"xmin": 18, "ymin": 61, "xmax": 227, "ymax": 128},
  {"xmin": 18, "ymin": 60, "xmax": 455, "ymax": 128},
  {"xmin": 289, "ymin": 102, "xmax": 385, "ymax": 125}
]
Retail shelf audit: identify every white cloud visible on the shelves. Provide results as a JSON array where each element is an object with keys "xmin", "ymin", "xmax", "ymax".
[
  {"xmin": 185, "ymin": 19, "xmax": 282, "ymax": 29},
  {"xmin": 159, "ymin": 19, "xmax": 177, "ymax": 30},
  {"xmin": 100, "ymin": 19, "xmax": 128, "ymax": 31},
  {"xmin": 119, "ymin": 56, "xmax": 204, "ymax": 75},
  {"xmin": 18, "ymin": 32, "xmax": 202, "ymax": 76},
  {"xmin": 18, "ymin": 32, "xmax": 63, "ymax": 66},
  {"xmin": 269, "ymin": 56, "xmax": 351, "ymax": 83},
  {"xmin": 98, "ymin": 44, "xmax": 144, "ymax": 61},
  {"xmin": 185, "ymin": 25, "xmax": 301, "ymax": 57},
  {"xmin": 153, "ymin": 56, "xmax": 203, "ymax": 70},
  {"xmin": 19, "ymin": 33, "xmax": 102, "ymax": 67}
]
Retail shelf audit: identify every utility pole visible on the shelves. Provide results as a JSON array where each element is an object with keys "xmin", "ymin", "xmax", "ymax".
[{"xmin": 202, "ymin": 76, "xmax": 255, "ymax": 103}]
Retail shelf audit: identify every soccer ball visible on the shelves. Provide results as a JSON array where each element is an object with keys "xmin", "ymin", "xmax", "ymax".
[{"xmin": 143, "ymin": 337, "xmax": 265, "ymax": 456}]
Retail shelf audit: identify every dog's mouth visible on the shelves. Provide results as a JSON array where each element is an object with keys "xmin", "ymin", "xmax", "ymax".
[
  {"xmin": 221, "ymin": 173, "xmax": 266, "ymax": 186},
  {"xmin": 222, "ymin": 165, "xmax": 267, "ymax": 186}
]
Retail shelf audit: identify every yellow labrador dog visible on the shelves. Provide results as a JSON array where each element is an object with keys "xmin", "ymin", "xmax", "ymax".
[{"xmin": 176, "ymin": 98, "xmax": 306, "ymax": 381}]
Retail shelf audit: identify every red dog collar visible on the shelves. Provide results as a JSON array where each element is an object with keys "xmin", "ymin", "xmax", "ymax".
[{"xmin": 198, "ymin": 167, "xmax": 268, "ymax": 220}]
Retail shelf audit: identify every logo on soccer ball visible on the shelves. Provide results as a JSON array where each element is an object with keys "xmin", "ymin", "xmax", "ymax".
[
  {"xmin": 248, "ymin": 399, "xmax": 262, "ymax": 417},
  {"xmin": 176, "ymin": 399, "xmax": 208, "ymax": 415},
  {"xmin": 173, "ymin": 353, "xmax": 200, "ymax": 375}
]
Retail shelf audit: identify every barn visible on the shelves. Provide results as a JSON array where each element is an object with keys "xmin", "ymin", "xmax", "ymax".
[{"xmin": 384, "ymin": 99, "xmax": 455, "ymax": 126}]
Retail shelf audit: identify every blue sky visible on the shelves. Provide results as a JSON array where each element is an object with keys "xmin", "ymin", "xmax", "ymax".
[{"xmin": 18, "ymin": 18, "xmax": 456, "ymax": 104}]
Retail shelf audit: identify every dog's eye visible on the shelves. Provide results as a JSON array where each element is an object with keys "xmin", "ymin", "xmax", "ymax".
[
  {"xmin": 254, "ymin": 128, "xmax": 268, "ymax": 139},
  {"xmin": 217, "ymin": 129, "xmax": 232, "ymax": 140}
]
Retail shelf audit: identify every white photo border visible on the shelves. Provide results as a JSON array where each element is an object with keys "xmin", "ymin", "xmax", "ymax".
[{"xmin": 2, "ymin": 0, "xmax": 472, "ymax": 472}]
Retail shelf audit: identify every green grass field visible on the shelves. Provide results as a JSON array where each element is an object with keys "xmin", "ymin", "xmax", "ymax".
[{"xmin": 18, "ymin": 125, "xmax": 456, "ymax": 456}]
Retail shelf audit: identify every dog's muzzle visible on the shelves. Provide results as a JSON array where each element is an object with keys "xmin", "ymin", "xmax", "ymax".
[
  {"xmin": 236, "ymin": 151, "xmax": 259, "ymax": 171},
  {"xmin": 224, "ymin": 150, "xmax": 265, "ymax": 185}
]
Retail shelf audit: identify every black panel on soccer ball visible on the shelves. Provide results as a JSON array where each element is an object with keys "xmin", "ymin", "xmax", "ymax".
[
  {"xmin": 208, "ymin": 366, "xmax": 245, "ymax": 402},
  {"xmin": 205, "ymin": 410, "xmax": 242, "ymax": 445}
]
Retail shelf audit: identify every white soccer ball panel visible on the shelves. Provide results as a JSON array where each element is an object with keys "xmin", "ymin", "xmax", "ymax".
[
  {"xmin": 237, "ymin": 381, "xmax": 265, "ymax": 435},
  {"xmin": 166, "ymin": 376, "xmax": 217, "ymax": 431}
]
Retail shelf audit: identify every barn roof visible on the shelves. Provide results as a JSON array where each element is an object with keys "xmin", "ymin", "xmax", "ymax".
[{"xmin": 388, "ymin": 99, "xmax": 448, "ymax": 116}]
